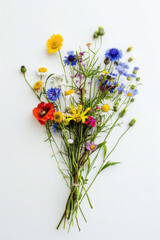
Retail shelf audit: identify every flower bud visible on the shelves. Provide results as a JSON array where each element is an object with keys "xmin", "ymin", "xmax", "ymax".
[
  {"xmin": 104, "ymin": 57, "xmax": 110, "ymax": 65},
  {"xmin": 131, "ymin": 85, "xmax": 135, "ymax": 90},
  {"xmin": 129, "ymin": 118, "xmax": 136, "ymax": 127},
  {"xmin": 127, "ymin": 76, "xmax": 131, "ymax": 81},
  {"xmin": 136, "ymin": 77, "xmax": 140, "ymax": 81},
  {"xmin": 133, "ymin": 67, "xmax": 139, "ymax": 74},
  {"xmin": 131, "ymin": 98, "xmax": 135, "ymax": 102},
  {"xmin": 127, "ymin": 46, "xmax": 134, "ymax": 52},
  {"xmin": 98, "ymin": 26, "xmax": 105, "ymax": 36},
  {"xmin": 119, "ymin": 108, "xmax": 127, "ymax": 117},
  {"xmin": 93, "ymin": 31, "xmax": 99, "ymax": 39},
  {"xmin": 128, "ymin": 57, "xmax": 134, "ymax": 62},
  {"xmin": 21, "ymin": 65, "xmax": 27, "ymax": 73}
]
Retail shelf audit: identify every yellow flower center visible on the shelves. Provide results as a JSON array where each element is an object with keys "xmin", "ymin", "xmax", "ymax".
[
  {"xmin": 102, "ymin": 104, "xmax": 110, "ymax": 112},
  {"xmin": 34, "ymin": 81, "xmax": 43, "ymax": 90},
  {"xmin": 75, "ymin": 116, "xmax": 82, "ymax": 122},
  {"xmin": 54, "ymin": 112, "xmax": 63, "ymax": 123},
  {"xmin": 38, "ymin": 67, "xmax": 47, "ymax": 73},
  {"xmin": 90, "ymin": 145, "xmax": 95, "ymax": 150},
  {"xmin": 52, "ymin": 42, "xmax": 58, "ymax": 49},
  {"xmin": 65, "ymin": 89, "xmax": 74, "ymax": 96},
  {"xmin": 127, "ymin": 92, "xmax": 132, "ymax": 97}
]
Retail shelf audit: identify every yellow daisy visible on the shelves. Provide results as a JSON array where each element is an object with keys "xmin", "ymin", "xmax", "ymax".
[
  {"xmin": 54, "ymin": 111, "xmax": 63, "ymax": 123},
  {"xmin": 34, "ymin": 81, "xmax": 43, "ymax": 90},
  {"xmin": 64, "ymin": 105, "xmax": 90, "ymax": 125},
  {"xmin": 46, "ymin": 34, "xmax": 63, "ymax": 54}
]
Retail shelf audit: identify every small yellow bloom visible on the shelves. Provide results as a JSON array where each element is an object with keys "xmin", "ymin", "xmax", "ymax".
[
  {"xmin": 34, "ymin": 81, "xmax": 43, "ymax": 90},
  {"xmin": 64, "ymin": 105, "xmax": 90, "ymax": 125},
  {"xmin": 65, "ymin": 89, "xmax": 74, "ymax": 96},
  {"xmin": 38, "ymin": 67, "xmax": 47, "ymax": 73},
  {"xmin": 101, "ymin": 70, "xmax": 108, "ymax": 75},
  {"xmin": 54, "ymin": 111, "xmax": 63, "ymax": 123},
  {"xmin": 102, "ymin": 104, "xmax": 110, "ymax": 112},
  {"xmin": 86, "ymin": 43, "xmax": 92, "ymax": 47},
  {"xmin": 46, "ymin": 34, "xmax": 63, "ymax": 54},
  {"xmin": 127, "ymin": 92, "xmax": 132, "ymax": 97}
]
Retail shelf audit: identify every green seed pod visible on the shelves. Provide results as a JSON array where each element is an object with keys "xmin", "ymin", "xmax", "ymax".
[
  {"xmin": 93, "ymin": 31, "xmax": 99, "ymax": 39},
  {"xmin": 128, "ymin": 57, "xmax": 134, "ymax": 62},
  {"xmin": 127, "ymin": 46, "xmax": 133, "ymax": 52},
  {"xmin": 21, "ymin": 65, "xmax": 27, "ymax": 73},
  {"xmin": 104, "ymin": 57, "xmax": 110, "ymax": 65},
  {"xmin": 129, "ymin": 118, "xmax": 136, "ymax": 127},
  {"xmin": 131, "ymin": 98, "xmax": 135, "ymax": 102},
  {"xmin": 113, "ymin": 102, "xmax": 119, "ymax": 112},
  {"xmin": 131, "ymin": 85, "xmax": 135, "ymax": 90},
  {"xmin": 127, "ymin": 76, "xmax": 131, "ymax": 81},
  {"xmin": 136, "ymin": 77, "xmax": 140, "ymax": 81},
  {"xmin": 98, "ymin": 26, "xmax": 105, "ymax": 36},
  {"xmin": 119, "ymin": 108, "xmax": 127, "ymax": 117}
]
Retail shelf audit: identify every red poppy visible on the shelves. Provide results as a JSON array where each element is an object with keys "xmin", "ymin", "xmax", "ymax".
[{"xmin": 33, "ymin": 102, "xmax": 55, "ymax": 125}]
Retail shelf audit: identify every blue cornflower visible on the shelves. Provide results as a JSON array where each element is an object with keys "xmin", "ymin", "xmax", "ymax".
[
  {"xmin": 118, "ymin": 62, "xmax": 129, "ymax": 69},
  {"xmin": 105, "ymin": 48, "xmax": 123, "ymax": 62},
  {"xmin": 127, "ymin": 74, "xmax": 136, "ymax": 78},
  {"xmin": 133, "ymin": 66, "xmax": 139, "ymax": 74},
  {"xmin": 46, "ymin": 87, "xmax": 61, "ymax": 101},
  {"xmin": 64, "ymin": 51, "xmax": 77, "ymax": 66},
  {"xmin": 109, "ymin": 72, "xmax": 117, "ymax": 79},
  {"xmin": 117, "ymin": 83, "xmax": 125, "ymax": 93},
  {"xmin": 134, "ymin": 67, "xmax": 139, "ymax": 71},
  {"xmin": 101, "ymin": 79, "xmax": 117, "ymax": 93},
  {"xmin": 53, "ymin": 123, "xmax": 61, "ymax": 134},
  {"xmin": 116, "ymin": 62, "xmax": 129, "ymax": 76},
  {"xmin": 124, "ymin": 88, "xmax": 138, "ymax": 97}
]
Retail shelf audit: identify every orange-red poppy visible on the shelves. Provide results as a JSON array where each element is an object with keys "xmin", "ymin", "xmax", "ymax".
[{"xmin": 33, "ymin": 102, "xmax": 55, "ymax": 125}]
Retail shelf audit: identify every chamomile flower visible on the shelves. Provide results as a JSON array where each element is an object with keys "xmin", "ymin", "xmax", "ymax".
[{"xmin": 37, "ymin": 67, "xmax": 48, "ymax": 77}]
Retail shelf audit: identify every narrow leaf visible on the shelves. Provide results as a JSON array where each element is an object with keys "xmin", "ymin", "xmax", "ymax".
[
  {"xmin": 103, "ymin": 144, "xmax": 107, "ymax": 158},
  {"xmin": 100, "ymin": 161, "xmax": 120, "ymax": 173}
]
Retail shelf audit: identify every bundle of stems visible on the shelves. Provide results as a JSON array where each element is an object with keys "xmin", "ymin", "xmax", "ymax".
[{"xmin": 21, "ymin": 27, "xmax": 140, "ymax": 231}]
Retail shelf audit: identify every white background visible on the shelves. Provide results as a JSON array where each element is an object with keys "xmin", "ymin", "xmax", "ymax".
[{"xmin": 0, "ymin": 0, "xmax": 160, "ymax": 239}]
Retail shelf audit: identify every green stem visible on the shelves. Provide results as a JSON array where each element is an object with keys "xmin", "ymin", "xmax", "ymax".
[
  {"xmin": 58, "ymin": 50, "xmax": 68, "ymax": 83},
  {"xmin": 23, "ymin": 73, "xmax": 41, "ymax": 101}
]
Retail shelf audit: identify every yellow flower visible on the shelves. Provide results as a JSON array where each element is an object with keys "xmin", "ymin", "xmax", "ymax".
[
  {"xmin": 46, "ymin": 34, "xmax": 63, "ymax": 54},
  {"xmin": 34, "ymin": 81, "xmax": 43, "ymax": 90},
  {"xmin": 86, "ymin": 43, "xmax": 92, "ymax": 47},
  {"xmin": 101, "ymin": 70, "xmax": 108, "ymax": 75},
  {"xmin": 127, "ymin": 92, "xmax": 132, "ymax": 97},
  {"xmin": 65, "ymin": 89, "xmax": 74, "ymax": 96},
  {"xmin": 64, "ymin": 105, "xmax": 90, "ymax": 125},
  {"xmin": 54, "ymin": 111, "xmax": 63, "ymax": 123},
  {"xmin": 38, "ymin": 67, "xmax": 47, "ymax": 73},
  {"xmin": 102, "ymin": 104, "xmax": 110, "ymax": 112}
]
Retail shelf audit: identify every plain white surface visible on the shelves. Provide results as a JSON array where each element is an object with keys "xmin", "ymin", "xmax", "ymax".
[{"xmin": 0, "ymin": 0, "xmax": 160, "ymax": 239}]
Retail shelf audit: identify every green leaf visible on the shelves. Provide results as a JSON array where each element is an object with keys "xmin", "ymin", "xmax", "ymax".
[
  {"xmin": 103, "ymin": 144, "xmax": 107, "ymax": 158},
  {"xmin": 100, "ymin": 161, "xmax": 120, "ymax": 173},
  {"xmin": 97, "ymin": 141, "xmax": 106, "ymax": 149}
]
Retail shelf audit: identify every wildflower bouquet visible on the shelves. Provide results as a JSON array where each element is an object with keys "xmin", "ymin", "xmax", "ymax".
[{"xmin": 21, "ymin": 26, "xmax": 140, "ymax": 231}]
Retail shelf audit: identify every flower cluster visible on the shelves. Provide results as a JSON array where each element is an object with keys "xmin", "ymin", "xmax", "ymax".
[{"xmin": 21, "ymin": 26, "xmax": 141, "ymax": 232}]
